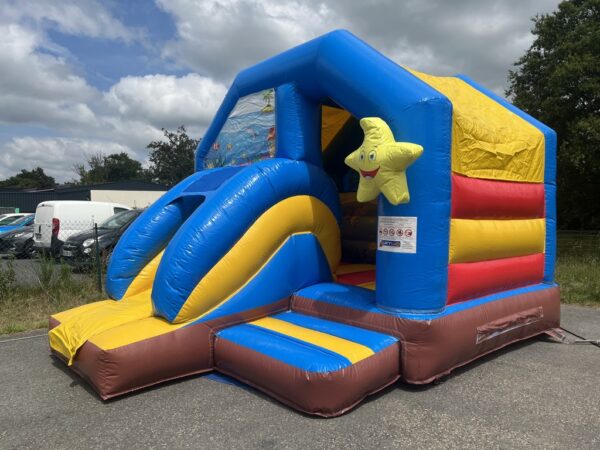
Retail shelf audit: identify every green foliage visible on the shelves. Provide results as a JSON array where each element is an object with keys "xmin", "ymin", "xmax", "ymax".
[
  {"xmin": 58, "ymin": 262, "xmax": 72, "ymax": 289},
  {"xmin": 32, "ymin": 253, "xmax": 100, "ymax": 305},
  {"xmin": 0, "ymin": 167, "xmax": 56, "ymax": 189},
  {"xmin": 0, "ymin": 257, "xmax": 16, "ymax": 301},
  {"xmin": 507, "ymin": 0, "xmax": 600, "ymax": 229},
  {"xmin": 147, "ymin": 126, "xmax": 198, "ymax": 186},
  {"xmin": 0, "ymin": 259, "xmax": 103, "ymax": 335},
  {"xmin": 36, "ymin": 253, "xmax": 56, "ymax": 291},
  {"xmin": 556, "ymin": 231, "xmax": 600, "ymax": 305},
  {"xmin": 74, "ymin": 152, "xmax": 147, "ymax": 184}
]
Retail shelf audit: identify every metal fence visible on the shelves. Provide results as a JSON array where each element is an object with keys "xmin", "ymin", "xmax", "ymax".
[
  {"xmin": 556, "ymin": 230, "xmax": 600, "ymax": 258},
  {"xmin": 0, "ymin": 219, "xmax": 106, "ymax": 294}
]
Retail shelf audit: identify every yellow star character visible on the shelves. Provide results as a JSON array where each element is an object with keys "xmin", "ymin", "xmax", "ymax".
[{"xmin": 344, "ymin": 117, "xmax": 423, "ymax": 205}]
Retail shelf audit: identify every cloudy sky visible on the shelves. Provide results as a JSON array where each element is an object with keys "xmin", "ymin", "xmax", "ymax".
[{"xmin": 0, "ymin": 0, "xmax": 560, "ymax": 183}]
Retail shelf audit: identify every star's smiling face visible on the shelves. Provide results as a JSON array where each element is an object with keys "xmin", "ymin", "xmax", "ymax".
[
  {"xmin": 358, "ymin": 149, "xmax": 380, "ymax": 179},
  {"xmin": 344, "ymin": 117, "xmax": 424, "ymax": 205}
]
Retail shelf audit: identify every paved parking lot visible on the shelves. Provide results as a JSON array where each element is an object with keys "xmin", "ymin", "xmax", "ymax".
[{"xmin": 0, "ymin": 305, "xmax": 598, "ymax": 449}]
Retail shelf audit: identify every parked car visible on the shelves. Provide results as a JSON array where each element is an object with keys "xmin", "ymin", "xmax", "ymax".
[
  {"xmin": 33, "ymin": 201, "xmax": 131, "ymax": 256},
  {"xmin": 0, "ymin": 214, "xmax": 34, "ymax": 234},
  {"xmin": 61, "ymin": 209, "xmax": 142, "ymax": 267},
  {"xmin": 0, "ymin": 225, "xmax": 35, "ymax": 258},
  {"xmin": 0, "ymin": 213, "xmax": 30, "ymax": 225}
]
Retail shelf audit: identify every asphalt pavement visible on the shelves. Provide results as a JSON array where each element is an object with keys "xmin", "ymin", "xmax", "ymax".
[{"xmin": 0, "ymin": 304, "xmax": 598, "ymax": 449}]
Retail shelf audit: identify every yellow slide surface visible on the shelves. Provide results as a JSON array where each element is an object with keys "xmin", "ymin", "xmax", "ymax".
[
  {"xmin": 49, "ymin": 251, "xmax": 166, "ymax": 364},
  {"xmin": 49, "ymin": 291, "xmax": 154, "ymax": 365},
  {"xmin": 49, "ymin": 195, "xmax": 341, "ymax": 365}
]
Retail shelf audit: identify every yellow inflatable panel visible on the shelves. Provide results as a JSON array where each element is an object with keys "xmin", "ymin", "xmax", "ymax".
[
  {"xmin": 89, "ymin": 316, "xmax": 186, "ymax": 351},
  {"xmin": 321, "ymin": 105, "xmax": 351, "ymax": 150},
  {"xmin": 409, "ymin": 69, "xmax": 545, "ymax": 183},
  {"xmin": 175, "ymin": 195, "xmax": 341, "ymax": 323},
  {"xmin": 49, "ymin": 246, "xmax": 172, "ymax": 363},
  {"xmin": 51, "ymin": 299, "xmax": 116, "ymax": 325},
  {"xmin": 123, "ymin": 250, "xmax": 164, "ymax": 298},
  {"xmin": 251, "ymin": 317, "xmax": 374, "ymax": 364},
  {"xmin": 449, "ymin": 218, "xmax": 545, "ymax": 263},
  {"xmin": 49, "ymin": 290, "xmax": 154, "ymax": 364}
]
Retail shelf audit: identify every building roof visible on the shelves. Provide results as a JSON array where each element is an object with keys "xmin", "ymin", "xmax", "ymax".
[
  {"xmin": 0, "ymin": 180, "xmax": 168, "ymax": 194},
  {"xmin": 55, "ymin": 180, "xmax": 169, "ymax": 193}
]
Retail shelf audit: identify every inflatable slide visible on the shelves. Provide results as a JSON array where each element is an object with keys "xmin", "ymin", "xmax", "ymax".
[{"xmin": 49, "ymin": 30, "xmax": 560, "ymax": 417}]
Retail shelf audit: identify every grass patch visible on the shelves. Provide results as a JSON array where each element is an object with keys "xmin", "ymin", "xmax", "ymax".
[
  {"xmin": 555, "ymin": 232, "xmax": 600, "ymax": 306},
  {"xmin": 0, "ymin": 257, "xmax": 104, "ymax": 335}
]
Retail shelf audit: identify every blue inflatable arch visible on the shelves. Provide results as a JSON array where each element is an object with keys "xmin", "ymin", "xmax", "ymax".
[{"xmin": 197, "ymin": 29, "xmax": 453, "ymax": 312}]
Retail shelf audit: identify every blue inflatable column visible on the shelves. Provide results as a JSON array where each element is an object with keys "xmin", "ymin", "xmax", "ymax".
[
  {"xmin": 275, "ymin": 83, "xmax": 322, "ymax": 166},
  {"xmin": 374, "ymin": 99, "xmax": 453, "ymax": 313}
]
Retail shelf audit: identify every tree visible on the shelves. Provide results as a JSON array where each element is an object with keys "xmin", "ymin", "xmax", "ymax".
[
  {"xmin": 507, "ymin": 0, "xmax": 600, "ymax": 229},
  {"xmin": 74, "ymin": 152, "xmax": 145, "ymax": 184},
  {"xmin": 0, "ymin": 167, "xmax": 56, "ymax": 189},
  {"xmin": 147, "ymin": 126, "xmax": 198, "ymax": 186}
]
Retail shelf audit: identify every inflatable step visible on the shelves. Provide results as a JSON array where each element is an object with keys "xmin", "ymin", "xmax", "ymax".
[
  {"xmin": 214, "ymin": 311, "xmax": 400, "ymax": 417},
  {"xmin": 49, "ymin": 309, "xmax": 212, "ymax": 400}
]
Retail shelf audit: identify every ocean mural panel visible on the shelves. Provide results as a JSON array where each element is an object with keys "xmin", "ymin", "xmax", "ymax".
[{"xmin": 204, "ymin": 89, "xmax": 276, "ymax": 168}]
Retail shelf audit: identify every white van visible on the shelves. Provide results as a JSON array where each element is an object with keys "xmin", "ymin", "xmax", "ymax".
[{"xmin": 33, "ymin": 201, "xmax": 131, "ymax": 255}]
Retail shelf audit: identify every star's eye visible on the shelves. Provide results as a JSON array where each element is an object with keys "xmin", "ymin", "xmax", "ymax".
[
  {"xmin": 359, "ymin": 152, "xmax": 365, "ymax": 161},
  {"xmin": 368, "ymin": 151, "xmax": 377, "ymax": 161}
]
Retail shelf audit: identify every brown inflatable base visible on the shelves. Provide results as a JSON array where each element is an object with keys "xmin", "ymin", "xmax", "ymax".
[
  {"xmin": 48, "ymin": 299, "xmax": 288, "ymax": 400},
  {"xmin": 49, "ymin": 318, "xmax": 213, "ymax": 400},
  {"xmin": 48, "ymin": 287, "xmax": 560, "ymax": 415},
  {"xmin": 214, "ymin": 339, "xmax": 400, "ymax": 417},
  {"xmin": 293, "ymin": 285, "xmax": 561, "ymax": 384}
]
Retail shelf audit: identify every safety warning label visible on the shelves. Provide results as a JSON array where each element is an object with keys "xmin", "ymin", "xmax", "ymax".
[{"xmin": 377, "ymin": 216, "xmax": 417, "ymax": 254}]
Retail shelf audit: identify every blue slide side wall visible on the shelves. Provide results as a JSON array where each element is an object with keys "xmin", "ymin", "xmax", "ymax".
[
  {"xmin": 152, "ymin": 158, "xmax": 341, "ymax": 322},
  {"xmin": 106, "ymin": 167, "xmax": 241, "ymax": 299},
  {"xmin": 195, "ymin": 233, "xmax": 333, "ymax": 323}
]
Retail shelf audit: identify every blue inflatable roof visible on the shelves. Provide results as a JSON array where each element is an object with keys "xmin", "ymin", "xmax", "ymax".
[{"xmin": 196, "ymin": 29, "xmax": 448, "ymax": 169}]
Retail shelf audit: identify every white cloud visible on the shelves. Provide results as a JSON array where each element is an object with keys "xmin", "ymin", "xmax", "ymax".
[
  {"xmin": 310, "ymin": 0, "xmax": 559, "ymax": 94},
  {"xmin": 157, "ymin": 0, "xmax": 340, "ymax": 79},
  {"xmin": 2, "ymin": 0, "xmax": 137, "ymax": 42},
  {"xmin": 0, "ymin": 23, "xmax": 98, "ymax": 129},
  {"xmin": 103, "ymin": 74, "xmax": 227, "ymax": 130},
  {"xmin": 0, "ymin": 22, "xmax": 216, "ymax": 158},
  {"xmin": 0, "ymin": 137, "xmax": 134, "ymax": 182},
  {"xmin": 158, "ymin": 0, "xmax": 559, "ymax": 93},
  {"xmin": 0, "ymin": 5, "xmax": 224, "ymax": 182}
]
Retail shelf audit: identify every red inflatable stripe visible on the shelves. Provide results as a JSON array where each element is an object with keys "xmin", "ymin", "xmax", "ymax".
[
  {"xmin": 447, "ymin": 253, "xmax": 544, "ymax": 305},
  {"xmin": 452, "ymin": 174, "xmax": 545, "ymax": 219},
  {"xmin": 337, "ymin": 270, "xmax": 376, "ymax": 286}
]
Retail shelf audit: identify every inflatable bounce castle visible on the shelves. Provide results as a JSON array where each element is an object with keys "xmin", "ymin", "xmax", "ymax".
[{"xmin": 49, "ymin": 31, "xmax": 560, "ymax": 417}]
